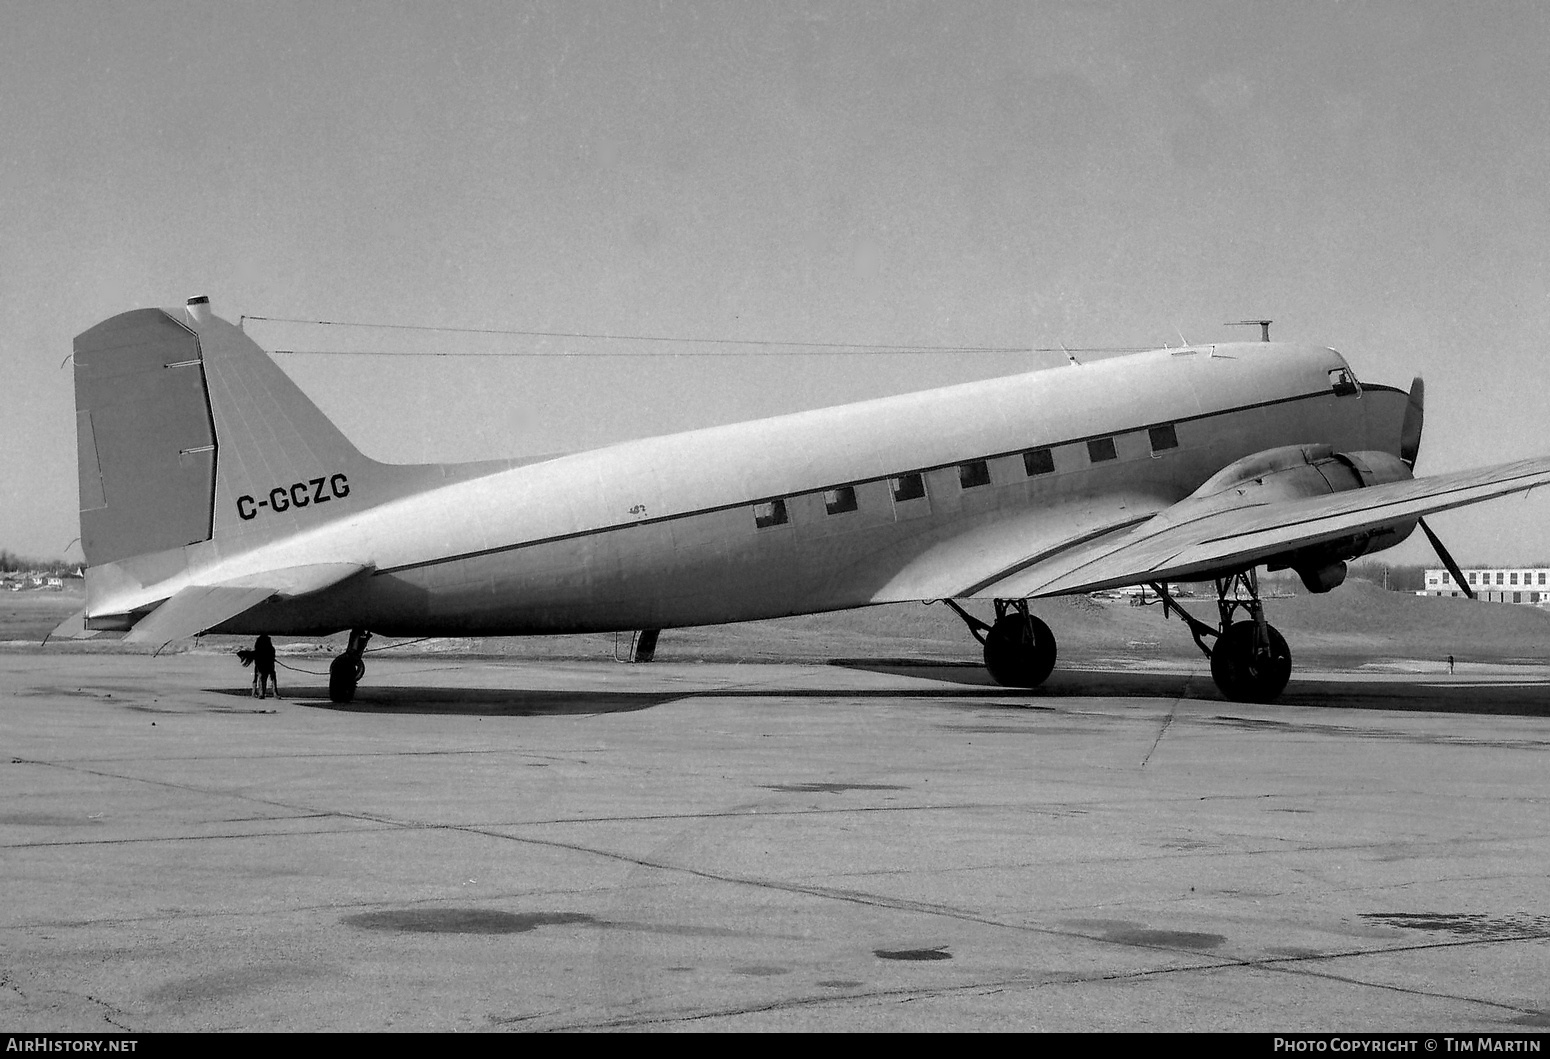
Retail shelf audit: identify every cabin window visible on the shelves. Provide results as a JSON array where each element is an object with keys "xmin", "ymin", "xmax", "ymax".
[
  {"xmin": 753, "ymin": 498, "xmax": 788, "ymax": 528},
  {"xmin": 1511, "ymin": 572, "xmax": 1519, "ymax": 585},
  {"xmin": 891, "ymin": 473, "xmax": 926, "ymax": 502},
  {"xmin": 1087, "ymin": 437, "xmax": 1117, "ymax": 463},
  {"xmin": 958, "ymin": 460, "xmax": 991, "ymax": 489},
  {"xmin": 1540, "ymin": 573, "xmax": 1546, "ymax": 585},
  {"xmin": 1148, "ymin": 424, "xmax": 1178, "ymax": 452},
  {"xmin": 1023, "ymin": 448, "xmax": 1054, "ymax": 476},
  {"xmin": 1329, "ymin": 367, "xmax": 1361, "ymax": 397},
  {"xmin": 823, "ymin": 486, "xmax": 858, "ymax": 514},
  {"xmin": 1469, "ymin": 572, "xmax": 1477, "ymax": 584},
  {"xmin": 1497, "ymin": 572, "xmax": 1505, "ymax": 584}
]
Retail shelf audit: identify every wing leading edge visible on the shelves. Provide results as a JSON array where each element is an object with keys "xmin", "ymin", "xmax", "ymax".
[{"xmin": 968, "ymin": 457, "xmax": 1550, "ymax": 599}]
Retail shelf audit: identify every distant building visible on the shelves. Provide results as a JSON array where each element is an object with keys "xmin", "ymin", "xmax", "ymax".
[{"xmin": 1419, "ymin": 567, "xmax": 1550, "ymax": 604}]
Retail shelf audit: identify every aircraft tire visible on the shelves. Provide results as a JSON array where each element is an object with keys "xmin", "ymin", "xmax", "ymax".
[
  {"xmin": 329, "ymin": 653, "xmax": 361, "ymax": 704},
  {"xmin": 1209, "ymin": 621, "xmax": 1291, "ymax": 703},
  {"xmin": 983, "ymin": 613, "xmax": 1057, "ymax": 688}
]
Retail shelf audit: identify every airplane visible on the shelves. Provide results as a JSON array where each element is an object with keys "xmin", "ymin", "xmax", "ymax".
[{"xmin": 55, "ymin": 295, "xmax": 1550, "ymax": 704}]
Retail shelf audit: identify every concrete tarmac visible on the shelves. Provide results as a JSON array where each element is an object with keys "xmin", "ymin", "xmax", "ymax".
[{"xmin": 2, "ymin": 651, "xmax": 1548, "ymax": 1032}]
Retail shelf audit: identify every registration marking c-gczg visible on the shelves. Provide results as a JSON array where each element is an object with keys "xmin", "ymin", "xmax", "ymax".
[{"xmin": 236, "ymin": 474, "xmax": 350, "ymax": 520}]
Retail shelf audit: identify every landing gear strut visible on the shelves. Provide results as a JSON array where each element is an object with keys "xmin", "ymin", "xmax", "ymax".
[
  {"xmin": 943, "ymin": 599, "xmax": 1057, "ymax": 688},
  {"xmin": 1148, "ymin": 570, "xmax": 1291, "ymax": 703},
  {"xmin": 329, "ymin": 628, "xmax": 371, "ymax": 704}
]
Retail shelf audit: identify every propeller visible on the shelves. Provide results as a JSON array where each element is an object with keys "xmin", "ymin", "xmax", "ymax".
[
  {"xmin": 1400, "ymin": 376, "xmax": 1424, "ymax": 469},
  {"xmin": 1396, "ymin": 376, "xmax": 1471, "ymax": 597},
  {"xmin": 1418, "ymin": 517, "xmax": 1474, "ymax": 600}
]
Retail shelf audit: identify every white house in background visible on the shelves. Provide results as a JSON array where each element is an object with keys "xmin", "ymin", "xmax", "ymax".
[{"xmin": 1420, "ymin": 567, "xmax": 1550, "ymax": 604}]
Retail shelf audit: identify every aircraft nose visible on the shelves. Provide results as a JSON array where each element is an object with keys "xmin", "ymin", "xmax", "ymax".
[{"xmin": 1400, "ymin": 376, "xmax": 1424, "ymax": 468}]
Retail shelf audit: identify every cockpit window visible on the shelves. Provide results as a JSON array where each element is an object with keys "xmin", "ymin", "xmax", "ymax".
[{"xmin": 1329, "ymin": 367, "xmax": 1361, "ymax": 397}]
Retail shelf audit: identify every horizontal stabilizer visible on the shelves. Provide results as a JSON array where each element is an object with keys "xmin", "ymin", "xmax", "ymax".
[
  {"xmin": 45, "ymin": 609, "xmax": 103, "ymax": 643},
  {"xmin": 123, "ymin": 562, "xmax": 371, "ymax": 651},
  {"xmin": 125, "ymin": 585, "xmax": 277, "ymax": 651}
]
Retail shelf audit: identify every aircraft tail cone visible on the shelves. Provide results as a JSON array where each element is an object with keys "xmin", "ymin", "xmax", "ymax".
[{"xmin": 1400, "ymin": 376, "xmax": 1424, "ymax": 468}]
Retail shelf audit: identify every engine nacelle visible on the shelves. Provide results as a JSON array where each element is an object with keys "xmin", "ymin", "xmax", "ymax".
[
  {"xmin": 1190, "ymin": 444, "xmax": 1417, "ymax": 591},
  {"xmin": 1194, "ymin": 443, "xmax": 1412, "ymax": 499}
]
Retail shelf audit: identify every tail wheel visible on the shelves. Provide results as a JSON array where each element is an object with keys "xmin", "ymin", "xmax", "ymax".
[
  {"xmin": 983, "ymin": 613, "xmax": 1057, "ymax": 688},
  {"xmin": 1210, "ymin": 621, "xmax": 1291, "ymax": 703}
]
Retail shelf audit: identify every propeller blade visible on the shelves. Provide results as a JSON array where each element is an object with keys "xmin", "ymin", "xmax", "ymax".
[
  {"xmin": 1418, "ymin": 516, "xmax": 1473, "ymax": 599},
  {"xmin": 1400, "ymin": 376, "xmax": 1424, "ymax": 468}
]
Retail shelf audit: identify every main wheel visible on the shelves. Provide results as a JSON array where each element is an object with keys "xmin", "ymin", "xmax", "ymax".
[
  {"xmin": 329, "ymin": 653, "xmax": 364, "ymax": 703},
  {"xmin": 1210, "ymin": 621, "xmax": 1291, "ymax": 703},
  {"xmin": 983, "ymin": 613, "xmax": 1057, "ymax": 688}
]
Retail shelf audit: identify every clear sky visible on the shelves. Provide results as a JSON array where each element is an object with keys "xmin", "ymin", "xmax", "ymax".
[{"xmin": 4, "ymin": 2, "xmax": 1549, "ymax": 567}]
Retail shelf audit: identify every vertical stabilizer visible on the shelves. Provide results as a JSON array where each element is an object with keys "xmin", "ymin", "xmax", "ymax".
[
  {"xmin": 72, "ymin": 297, "xmax": 515, "ymax": 604},
  {"xmin": 190, "ymin": 303, "xmax": 377, "ymax": 549},
  {"xmin": 73, "ymin": 297, "xmax": 382, "ymax": 570}
]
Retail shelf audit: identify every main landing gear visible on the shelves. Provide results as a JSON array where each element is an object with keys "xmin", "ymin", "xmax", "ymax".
[
  {"xmin": 329, "ymin": 628, "xmax": 372, "ymax": 703},
  {"xmin": 1147, "ymin": 570, "xmax": 1292, "ymax": 703},
  {"xmin": 943, "ymin": 598, "xmax": 1057, "ymax": 688}
]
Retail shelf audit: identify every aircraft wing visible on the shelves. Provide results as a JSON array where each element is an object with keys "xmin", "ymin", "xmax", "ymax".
[
  {"xmin": 123, "ymin": 562, "xmax": 371, "ymax": 652},
  {"xmin": 969, "ymin": 456, "xmax": 1550, "ymax": 599}
]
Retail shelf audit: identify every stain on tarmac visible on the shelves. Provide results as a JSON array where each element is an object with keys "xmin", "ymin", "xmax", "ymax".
[
  {"xmin": 343, "ymin": 908, "xmax": 773, "ymax": 941},
  {"xmin": 874, "ymin": 947, "xmax": 952, "ymax": 961},
  {"xmin": 345, "ymin": 908, "xmax": 596, "ymax": 934},
  {"xmin": 1067, "ymin": 919, "xmax": 1227, "ymax": 950},
  {"xmin": 1360, "ymin": 912, "xmax": 1550, "ymax": 940}
]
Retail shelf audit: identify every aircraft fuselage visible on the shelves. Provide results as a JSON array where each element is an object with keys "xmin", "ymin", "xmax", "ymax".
[{"xmin": 190, "ymin": 342, "xmax": 1409, "ymax": 636}]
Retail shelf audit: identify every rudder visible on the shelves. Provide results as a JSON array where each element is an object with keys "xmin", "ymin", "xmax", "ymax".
[{"xmin": 74, "ymin": 306, "xmax": 218, "ymax": 566}]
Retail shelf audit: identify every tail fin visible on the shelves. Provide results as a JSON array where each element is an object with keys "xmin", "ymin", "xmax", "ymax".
[
  {"xmin": 72, "ymin": 296, "xmax": 529, "ymax": 636},
  {"xmin": 73, "ymin": 297, "xmax": 375, "ymax": 569}
]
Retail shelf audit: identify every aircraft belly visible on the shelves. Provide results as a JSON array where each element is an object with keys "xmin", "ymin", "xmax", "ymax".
[{"xmin": 396, "ymin": 517, "xmax": 799, "ymax": 633}]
